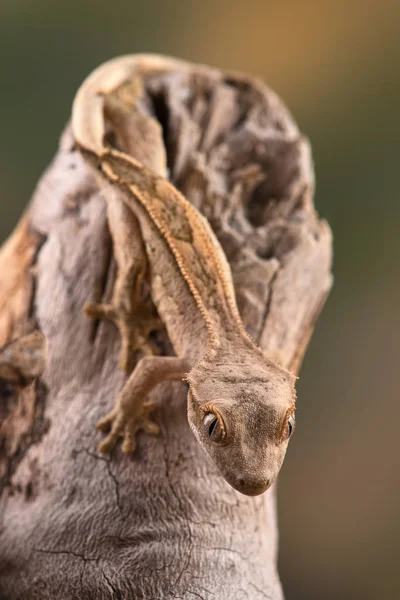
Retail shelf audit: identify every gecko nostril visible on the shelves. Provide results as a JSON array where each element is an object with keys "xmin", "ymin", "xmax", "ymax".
[{"xmin": 239, "ymin": 478, "xmax": 245, "ymax": 487}]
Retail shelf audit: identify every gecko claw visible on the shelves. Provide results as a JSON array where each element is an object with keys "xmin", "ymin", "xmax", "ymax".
[
  {"xmin": 140, "ymin": 418, "xmax": 160, "ymax": 436},
  {"xmin": 97, "ymin": 402, "xmax": 160, "ymax": 454},
  {"xmin": 98, "ymin": 434, "xmax": 119, "ymax": 454},
  {"xmin": 121, "ymin": 433, "xmax": 137, "ymax": 454},
  {"xmin": 120, "ymin": 417, "xmax": 159, "ymax": 453},
  {"xmin": 96, "ymin": 410, "xmax": 117, "ymax": 432}
]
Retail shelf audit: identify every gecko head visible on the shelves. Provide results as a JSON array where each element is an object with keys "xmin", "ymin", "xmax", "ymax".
[{"xmin": 186, "ymin": 352, "xmax": 296, "ymax": 496}]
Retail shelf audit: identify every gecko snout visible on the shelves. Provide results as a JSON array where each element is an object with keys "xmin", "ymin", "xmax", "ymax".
[{"xmin": 235, "ymin": 476, "xmax": 272, "ymax": 496}]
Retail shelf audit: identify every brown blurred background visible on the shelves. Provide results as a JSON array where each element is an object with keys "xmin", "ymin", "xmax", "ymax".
[{"xmin": 1, "ymin": 1, "xmax": 399, "ymax": 598}]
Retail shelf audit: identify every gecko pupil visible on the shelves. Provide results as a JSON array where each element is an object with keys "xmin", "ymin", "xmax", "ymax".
[
  {"xmin": 208, "ymin": 418, "xmax": 218, "ymax": 436},
  {"xmin": 287, "ymin": 415, "xmax": 295, "ymax": 439},
  {"xmin": 203, "ymin": 412, "xmax": 223, "ymax": 442}
]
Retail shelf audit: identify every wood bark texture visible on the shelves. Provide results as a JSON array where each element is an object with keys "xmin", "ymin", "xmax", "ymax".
[{"xmin": 0, "ymin": 56, "xmax": 332, "ymax": 599}]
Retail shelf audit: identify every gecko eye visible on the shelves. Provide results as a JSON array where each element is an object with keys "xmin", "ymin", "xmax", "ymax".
[
  {"xmin": 203, "ymin": 412, "xmax": 224, "ymax": 443},
  {"xmin": 282, "ymin": 415, "xmax": 295, "ymax": 441}
]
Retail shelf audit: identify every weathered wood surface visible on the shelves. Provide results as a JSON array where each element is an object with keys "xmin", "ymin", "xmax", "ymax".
[{"xmin": 0, "ymin": 56, "xmax": 332, "ymax": 599}]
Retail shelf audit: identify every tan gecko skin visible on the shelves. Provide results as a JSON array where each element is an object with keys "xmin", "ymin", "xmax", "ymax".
[{"xmin": 71, "ymin": 55, "xmax": 296, "ymax": 496}]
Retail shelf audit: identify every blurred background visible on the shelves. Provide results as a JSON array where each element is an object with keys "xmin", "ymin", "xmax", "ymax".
[{"xmin": 1, "ymin": 1, "xmax": 398, "ymax": 598}]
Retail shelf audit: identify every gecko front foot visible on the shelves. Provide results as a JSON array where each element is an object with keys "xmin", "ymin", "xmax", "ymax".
[
  {"xmin": 96, "ymin": 401, "xmax": 160, "ymax": 454},
  {"xmin": 85, "ymin": 301, "xmax": 162, "ymax": 371}
]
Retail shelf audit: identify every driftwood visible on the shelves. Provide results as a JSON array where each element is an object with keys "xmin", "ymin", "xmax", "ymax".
[{"xmin": 0, "ymin": 56, "xmax": 332, "ymax": 599}]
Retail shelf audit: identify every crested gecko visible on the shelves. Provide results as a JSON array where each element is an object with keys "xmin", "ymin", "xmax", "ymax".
[{"xmin": 71, "ymin": 56, "xmax": 296, "ymax": 496}]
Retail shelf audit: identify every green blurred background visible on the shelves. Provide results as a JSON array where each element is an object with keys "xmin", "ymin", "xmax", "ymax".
[{"xmin": 1, "ymin": 1, "xmax": 399, "ymax": 598}]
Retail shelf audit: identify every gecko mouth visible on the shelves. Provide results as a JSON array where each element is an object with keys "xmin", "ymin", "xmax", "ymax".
[
  {"xmin": 235, "ymin": 477, "xmax": 272, "ymax": 496},
  {"xmin": 188, "ymin": 419, "xmax": 272, "ymax": 496}
]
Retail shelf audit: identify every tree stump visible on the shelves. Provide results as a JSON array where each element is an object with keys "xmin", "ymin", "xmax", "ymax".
[{"xmin": 0, "ymin": 55, "xmax": 332, "ymax": 599}]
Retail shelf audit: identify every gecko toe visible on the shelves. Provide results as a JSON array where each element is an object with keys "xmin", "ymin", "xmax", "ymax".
[
  {"xmin": 96, "ymin": 410, "xmax": 117, "ymax": 432},
  {"xmin": 97, "ymin": 402, "xmax": 160, "ymax": 454},
  {"xmin": 140, "ymin": 418, "xmax": 160, "ymax": 435},
  {"xmin": 121, "ymin": 433, "xmax": 137, "ymax": 454},
  {"xmin": 98, "ymin": 433, "xmax": 119, "ymax": 454},
  {"xmin": 84, "ymin": 302, "xmax": 116, "ymax": 320}
]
